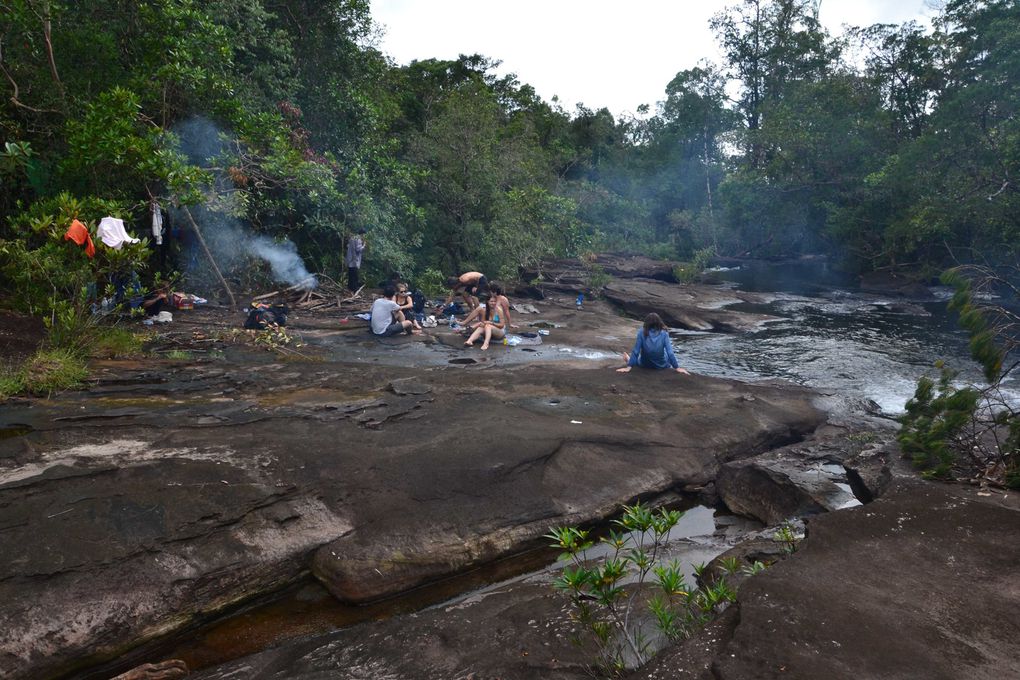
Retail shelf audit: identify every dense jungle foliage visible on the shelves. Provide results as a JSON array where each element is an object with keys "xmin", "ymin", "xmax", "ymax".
[{"xmin": 1, "ymin": 0, "xmax": 1018, "ymax": 293}]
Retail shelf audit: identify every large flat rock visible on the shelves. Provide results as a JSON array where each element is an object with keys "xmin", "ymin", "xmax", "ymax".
[
  {"xmin": 634, "ymin": 482, "xmax": 1020, "ymax": 680},
  {"xmin": 0, "ymin": 352, "xmax": 823, "ymax": 679},
  {"xmin": 602, "ymin": 279, "xmax": 777, "ymax": 333}
]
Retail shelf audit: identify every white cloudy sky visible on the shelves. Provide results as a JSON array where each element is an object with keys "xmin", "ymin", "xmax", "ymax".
[{"xmin": 370, "ymin": 0, "xmax": 936, "ymax": 117}]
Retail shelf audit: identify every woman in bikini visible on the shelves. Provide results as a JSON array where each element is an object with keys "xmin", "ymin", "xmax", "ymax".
[{"xmin": 464, "ymin": 293, "xmax": 506, "ymax": 350}]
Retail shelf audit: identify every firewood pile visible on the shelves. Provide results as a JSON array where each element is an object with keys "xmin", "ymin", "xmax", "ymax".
[{"xmin": 250, "ymin": 275, "xmax": 371, "ymax": 313}]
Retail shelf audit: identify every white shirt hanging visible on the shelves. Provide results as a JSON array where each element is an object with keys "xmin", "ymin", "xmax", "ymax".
[
  {"xmin": 151, "ymin": 202, "xmax": 164, "ymax": 246},
  {"xmin": 97, "ymin": 216, "xmax": 141, "ymax": 249}
]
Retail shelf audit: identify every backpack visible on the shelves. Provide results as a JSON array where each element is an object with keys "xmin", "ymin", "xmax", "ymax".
[
  {"xmin": 411, "ymin": 289, "xmax": 426, "ymax": 313},
  {"xmin": 244, "ymin": 303, "xmax": 288, "ymax": 330}
]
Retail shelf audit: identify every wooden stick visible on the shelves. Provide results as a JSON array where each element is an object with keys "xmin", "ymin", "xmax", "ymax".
[
  {"xmin": 341, "ymin": 285, "xmax": 365, "ymax": 303},
  {"xmin": 182, "ymin": 206, "xmax": 237, "ymax": 309},
  {"xmin": 251, "ymin": 290, "xmax": 280, "ymax": 302}
]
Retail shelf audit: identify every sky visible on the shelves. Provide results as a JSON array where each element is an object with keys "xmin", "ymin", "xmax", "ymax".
[{"xmin": 370, "ymin": 0, "xmax": 936, "ymax": 118}]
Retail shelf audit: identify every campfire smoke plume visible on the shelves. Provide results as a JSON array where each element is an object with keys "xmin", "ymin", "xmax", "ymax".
[
  {"xmin": 249, "ymin": 236, "xmax": 316, "ymax": 289},
  {"xmin": 172, "ymin": 117, "xmax": 317, "ymax": 291}
]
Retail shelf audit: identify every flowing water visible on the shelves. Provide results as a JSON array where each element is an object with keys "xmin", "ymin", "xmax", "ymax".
[{"xmin": 678, "ymin": 260, "xmax": 1017, "ymax": 415}]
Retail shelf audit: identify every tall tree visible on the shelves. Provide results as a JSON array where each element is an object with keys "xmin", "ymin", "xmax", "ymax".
[{"xmin": 711, "ymin": 0, "xmax": 835, "ymax": 169}]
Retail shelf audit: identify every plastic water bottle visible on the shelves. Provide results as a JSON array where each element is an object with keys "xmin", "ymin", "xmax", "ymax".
[{"xmin": 575, "ymin": 293, "xmax": 584, "ymax": 310}]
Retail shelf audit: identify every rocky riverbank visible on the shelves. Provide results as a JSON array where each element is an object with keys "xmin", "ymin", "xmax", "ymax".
[
  {"xmin": 0, "ymin": 263, "xmax": 825, "ymax": 679},
  {"xmin": 2, "ymin": 258, "xmax": 1016, "ymax": 679}
]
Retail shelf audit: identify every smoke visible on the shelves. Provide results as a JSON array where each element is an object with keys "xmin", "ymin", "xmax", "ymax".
[
  {"xmin": 249, "ymin": 236, "xmax": 316, "ymax": 288},
  {"xmin": 174, "ymin": 117, "xmax": 226, "ymax": 166},
  {"xmin": 171, "ymin": 117, "xmax": 317, "ymax": 291}
]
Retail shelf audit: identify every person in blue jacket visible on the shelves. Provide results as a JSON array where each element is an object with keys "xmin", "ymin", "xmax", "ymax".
[{"xmin": 617, "ymin": 313, "xmax": 689, "ymax": 374}]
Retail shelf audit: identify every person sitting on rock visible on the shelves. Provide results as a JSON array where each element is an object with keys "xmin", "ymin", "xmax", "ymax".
[
  {"xmin": 395, "ymin": 282, "xmax": 422, "ymax": 331},
  {"xmin": 617, "ymin": 312, "xmax": 689, "ymax": 374},
  {"xmin": 487, "ymin": 282, "xmax": 514, "ymax": 330},
  {"xmin": 458, "ymin": 300, "xmax": 487, "ymax": 334},
  {"xmin": 456, "ymin": 281, "xmax": 511, "ymax": 333},
  {"xmin": 464, "ymin": 292, "xmax": 505, "ymax": 350},
  {"xmin": 370, "ymin": 285, "xmax": 418, "ymax": 337},
  {"xmin": 439, "ymin": 271, "xmax": 488, "ymax": 311}
]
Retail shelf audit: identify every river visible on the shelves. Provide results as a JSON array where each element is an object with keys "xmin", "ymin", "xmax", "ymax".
[{"xmin": 676, "ymin": 260, "xmax": 1014, "ymax": 415}]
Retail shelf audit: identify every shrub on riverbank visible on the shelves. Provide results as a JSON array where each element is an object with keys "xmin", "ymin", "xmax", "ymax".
[
  {"xmin": 547, "ymin": 503, "xmax": 742, "ymax": 677},
  {"xmin": 900, "ymin": 266, "xmax": 1020, "ymax": 488},
  {"xmin": 672, "ymin": 247, "xmax": 715, "ymax": 284}
]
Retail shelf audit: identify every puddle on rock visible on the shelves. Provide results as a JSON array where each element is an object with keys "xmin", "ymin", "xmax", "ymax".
[
  {"xmin": 93, "ymin": 499, "xmax": 732, "ymax": 679},
  {"xmin": 107, "ymin": 545, "xmax": 559, "ymax": 678},
  {"xmin": 449, "ymin": 358, "xmax": 478, "ymax": 365},
  {"xmin": 0, "ymin": 424, "xmax": 33, "ymax": 440}
]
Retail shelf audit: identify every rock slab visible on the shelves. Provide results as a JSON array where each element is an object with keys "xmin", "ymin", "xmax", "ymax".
[{"xmin": 635, "ymin": 482, "xmax": 1020, "ymax": 680}]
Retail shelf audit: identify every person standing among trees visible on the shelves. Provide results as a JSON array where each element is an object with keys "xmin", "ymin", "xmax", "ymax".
[{"xmin": 345, "ymin": 228, "xmax": 366, "ymax": 292}]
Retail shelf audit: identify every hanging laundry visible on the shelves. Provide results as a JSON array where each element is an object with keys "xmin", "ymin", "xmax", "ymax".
[
  {"xmin": 97, "ymin": 216, "xmax": 141, "ymax": 249},
  {"xmin": 150, "ymin": 201, "xmax": 164, "ymax": 246},
  {"xmin": 63, "ymin": 219, "xmax": 96, "ymax": 258}
]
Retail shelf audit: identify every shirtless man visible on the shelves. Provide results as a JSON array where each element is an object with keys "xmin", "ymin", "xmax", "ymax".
[{"xmin": 439, "ymin": 271, "xmax": 488, "ymax": 311}]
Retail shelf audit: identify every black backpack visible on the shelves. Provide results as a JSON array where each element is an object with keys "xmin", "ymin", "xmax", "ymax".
[
  {"xmin": 244, "ymin": 304, "xmax": 288, "ymax": 330},
  {"xmin": 411, "ymin": 289, "xmax": 426, "ymax": 313}
]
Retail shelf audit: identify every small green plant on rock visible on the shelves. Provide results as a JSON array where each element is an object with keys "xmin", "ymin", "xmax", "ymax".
[
  {"xmin": 742, "ymin": 560, "xmax": 768, "ymax": 576},
  {"xmin": 718, "ymin": 556, "xmax": 742, "ymax": 576},
  {"xmin": 585, "ymin": 263, "xmax": 613, "ymax": 298},
  {"xmin": 252, "ymin": 324, "xmax": 294, "ymax": 351},
  {"xmin": 774, "ymin": 522, "xmax": 800, "ymax": 554},
  {"xmin": 92, "ymin": 327, "xmax": 144, "ymax": 359},
  {"xmin": 0, "ymin": 365, "xmax": 24, "ymax": 400},
  {"xmin": 547, "ymin": 503, "xmax": 737, "ymax": 677}
]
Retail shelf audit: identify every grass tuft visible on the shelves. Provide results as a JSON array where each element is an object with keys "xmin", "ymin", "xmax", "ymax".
[
  {"xmin": 0, "ymin": 365, "xmax": 24, "ymax": 401},
  {"xmin": 19, "ymin": 348, "xmax": 88, "ymax": 396},
  {"xmin": 92, "ymin": 327, "xmax": 145, "ymax": 359}
]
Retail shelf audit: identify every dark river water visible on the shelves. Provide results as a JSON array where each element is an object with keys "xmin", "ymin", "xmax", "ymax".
[{"xmin": 676, "ymin": 260, "xmax": 1017, "ymax": 414}]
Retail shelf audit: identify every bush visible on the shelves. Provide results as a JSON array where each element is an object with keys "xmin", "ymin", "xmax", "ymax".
[
  {"xmin": 0, "ymin": 192, "xmax": 147, "ymax": 315},
  {"xmin": 898, "ymin": 266, "xmax": 1020, "ymax": 487},
  {"xmin": 672, "ymin": 247, "xmax": 715, "ymax": 284},
  {"xmin": 547, "ymin": 503, "xmax": 740, "ymax": 676},
  {"xmin": 415, "ymin": 267, "xmax": 447, "ymax": 298},
  {"xmin": 898, "ymin": 364, "xmax": 980, "ymax": 480},
  {"xmin": 585, "ymin": 262, "xmax": 613, "ymax": 298}
]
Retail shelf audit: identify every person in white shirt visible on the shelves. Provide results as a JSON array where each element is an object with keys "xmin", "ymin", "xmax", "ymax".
[{"xmin": 370, "ymin": 285, "xmax": 416, "ymax": 336}]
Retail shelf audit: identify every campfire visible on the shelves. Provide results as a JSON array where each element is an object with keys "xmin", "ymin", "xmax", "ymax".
[{"xmin": 250, "ymin": 275, "xmax": 367, "ymax": 313}]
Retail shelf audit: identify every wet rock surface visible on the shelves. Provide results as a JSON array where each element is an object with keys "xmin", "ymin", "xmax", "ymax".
[
  {"xmin": 0, "ymin": 282, "xmax": 824, "ymax": 679},
  {"xmin": 190, "ymin": 508, "xmax": 749, "ymax": 680},
  {"xmin": 3, "ymin": 266, "xmax": 1012, "ymax": 680},
  {"xmin": 602, "ymin": 279, "xmax": 778, "ymax": 333},
  {"xmin": 716, "ymin": 452, "xmax": 858, "ymax": 525}
]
